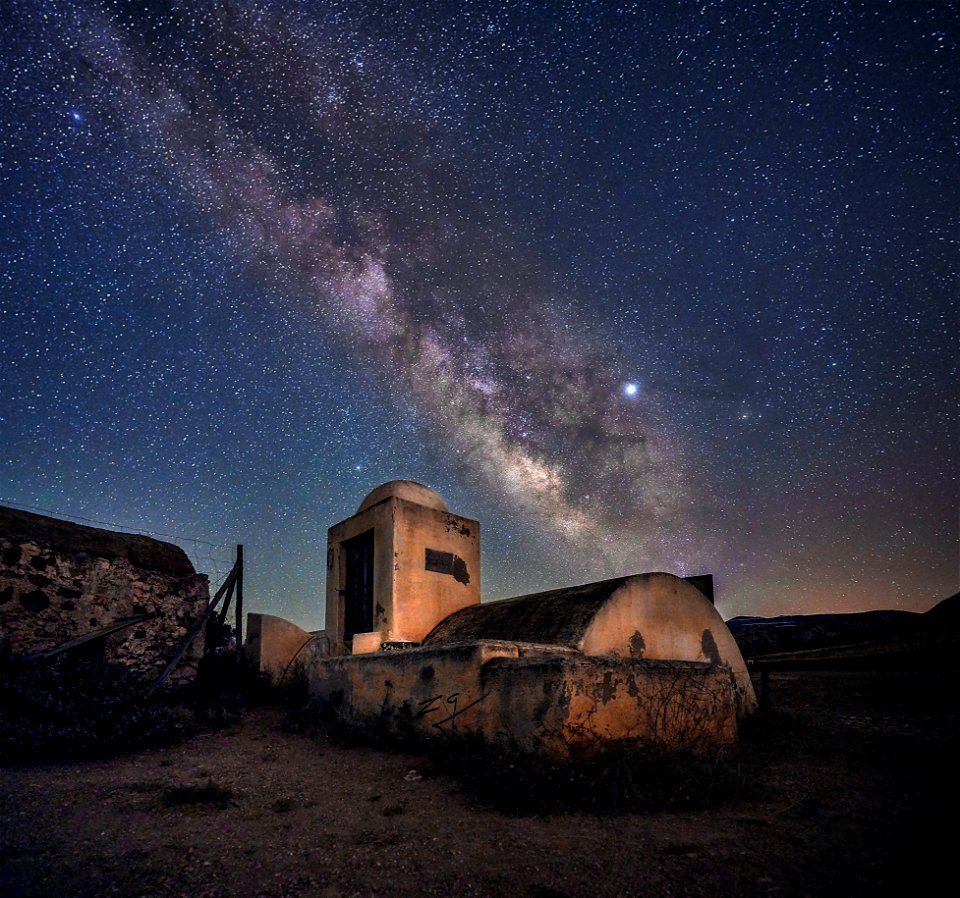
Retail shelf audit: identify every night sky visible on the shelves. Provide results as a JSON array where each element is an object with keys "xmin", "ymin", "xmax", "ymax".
[{"xmin": 2, "ymin": 1, "xmax": 956, "ymax": 629}]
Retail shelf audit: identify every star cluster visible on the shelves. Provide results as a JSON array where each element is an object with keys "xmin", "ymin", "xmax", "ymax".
[{"xmin": 1, "ymin": 1, "xmax": 956, "ymax": 626}]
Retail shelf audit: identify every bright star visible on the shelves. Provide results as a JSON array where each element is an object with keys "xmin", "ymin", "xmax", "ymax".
[
  {"xmin": 623, "ymin": 382, "xmax": 639, "ymax": 397},
  {"xmin": 69, "ymin": 110, "xmax": 83, "ymax": 123}
]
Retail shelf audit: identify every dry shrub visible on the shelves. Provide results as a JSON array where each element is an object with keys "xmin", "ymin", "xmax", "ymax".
[
  {"xmin": 0, "ymin": 655, "xmax": 175, "ymax": 762},
  {"xmin": 430, "ymin": 732, "xmax": 747, "ymax": 816},
  {"xmin": 161, "ymin": 780, "xmax": 235, "ymax": 809}
]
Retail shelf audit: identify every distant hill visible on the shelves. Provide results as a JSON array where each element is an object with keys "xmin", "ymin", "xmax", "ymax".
[
  {"xmin": 923, "ymin": 590, "xmax": 960, "ymax": 626},
  {"xmin": 726, "ymin": 591, "xmax": 960, "ymax": 668},
  {"xmin": 726, "ymin": 609, "xmax": 921, "ymax": 658}
]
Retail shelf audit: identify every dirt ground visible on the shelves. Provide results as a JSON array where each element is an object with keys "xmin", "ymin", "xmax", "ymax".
[{"xmin": 1, "ymin": 670, "xmax": 956, "ymax": 898}]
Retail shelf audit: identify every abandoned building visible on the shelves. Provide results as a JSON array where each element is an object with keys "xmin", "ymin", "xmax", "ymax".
[
  {"xmin": 0, "ymin": 484, "xmax": 757, "ymax": 754},
  {"xmin": 0, "ymin": 505, "xmax": 209, "ymax": 680},
  {"xmin": 247, "ymin": 480, "xmax": 757, "ymax": 756}
]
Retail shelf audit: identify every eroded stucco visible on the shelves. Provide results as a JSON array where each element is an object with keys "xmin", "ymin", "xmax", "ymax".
[
  {"xmin": 244, "ymin": 613, "xmax": 314, "ymax": 681},
  {"xmin": 310, "ymin": 641, "xmax": 738, "ymax": 756}
]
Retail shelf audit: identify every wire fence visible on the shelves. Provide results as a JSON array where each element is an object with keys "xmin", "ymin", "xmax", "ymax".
[{"xmin": 0, "ymin": 499, "xmax": 237, "ymax": 592}]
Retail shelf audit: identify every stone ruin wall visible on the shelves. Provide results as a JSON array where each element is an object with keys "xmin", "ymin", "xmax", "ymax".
[{"xmin": 0, "ymin": 508, "xmax": 209, "ymax": 681}]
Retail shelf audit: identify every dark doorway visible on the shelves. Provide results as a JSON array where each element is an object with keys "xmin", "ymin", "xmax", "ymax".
[{"xmin": 343, "ymin": 529, "xmax": 374, "ymax": 644}]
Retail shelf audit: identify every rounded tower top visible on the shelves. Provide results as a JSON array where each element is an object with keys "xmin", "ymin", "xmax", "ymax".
[{"xmin": 357, "ymin": 480, "xmax": 448, "ymax": 513}]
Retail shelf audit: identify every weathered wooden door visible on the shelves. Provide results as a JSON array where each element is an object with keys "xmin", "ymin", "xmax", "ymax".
[{"xmin": 343, "ymin": 529, "xmax": 374, "ymax": 643}]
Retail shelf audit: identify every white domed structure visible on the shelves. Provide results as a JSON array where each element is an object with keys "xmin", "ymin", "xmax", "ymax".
[
  {"xmin": 326, "ymin": 481, "xmax": 479, "ymax": 655},
  {"xmin": 357, "ymin": 480, "xmax": 448, "ymax": 514}
]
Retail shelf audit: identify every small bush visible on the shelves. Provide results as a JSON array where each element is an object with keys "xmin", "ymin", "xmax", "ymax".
[
  {"xmin": 0, "ymin": 655, "xmax": 174, "ymax": 762},
  {"xmin": 429, "ymin": 734, "xmax": 748, "ymax": 816},
  {"xmin": 275, "ymin": 659, "xmax": 310, "ymax": 710},
  {"xmin": 161, "ymin": 780, "xmax": 235, "ymax": 808},
  {"xmin": 298, "ymin": 698, "xmax": 748, "ymax": 815}
]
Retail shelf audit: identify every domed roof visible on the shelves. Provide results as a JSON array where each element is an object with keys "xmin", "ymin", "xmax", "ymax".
[{"xmin": 357, "ymin": 480, "xmax": 448, "ymax": 513}]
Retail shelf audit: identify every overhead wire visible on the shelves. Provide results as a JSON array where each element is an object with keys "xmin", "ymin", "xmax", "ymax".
[{"xmin": 0, "ymin": 498, "xmax": 236, "ymax": 589}]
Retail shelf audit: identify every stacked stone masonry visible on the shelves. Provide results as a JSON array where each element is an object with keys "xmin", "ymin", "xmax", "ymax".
[{"xmin": 0, "ymin": 506, "xmax": 209, "ymax": 680}]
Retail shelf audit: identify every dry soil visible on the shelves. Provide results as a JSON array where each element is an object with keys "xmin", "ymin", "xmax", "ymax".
[{"xmin": 1, "ymin": 670, "xmax": 956, "ymax": 898}]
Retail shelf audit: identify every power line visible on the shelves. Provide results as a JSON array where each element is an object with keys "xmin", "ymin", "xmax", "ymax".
[{"xmin": 0, "ymin": 498, "xmax": 236, "ymax": 582}]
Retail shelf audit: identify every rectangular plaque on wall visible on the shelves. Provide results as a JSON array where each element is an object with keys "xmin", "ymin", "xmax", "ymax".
[{"xmin": 425, "ymin": 548, "xmax": 455, "ymax": 575}]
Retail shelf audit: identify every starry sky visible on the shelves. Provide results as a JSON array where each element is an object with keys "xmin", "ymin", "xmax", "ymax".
[{"xmin": 1, "ymin": 0, "xmax": 956, "ymax": 629}]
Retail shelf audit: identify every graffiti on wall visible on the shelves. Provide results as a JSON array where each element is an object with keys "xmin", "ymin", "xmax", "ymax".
[{"xmin": 415, "ymin": 690, "xmax": 490, "ymax": 736}]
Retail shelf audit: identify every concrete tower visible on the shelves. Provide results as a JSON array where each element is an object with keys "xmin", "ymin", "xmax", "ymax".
[{"xmin": 324, "ymin": 480, "xmax": 480, "ymax": 654}]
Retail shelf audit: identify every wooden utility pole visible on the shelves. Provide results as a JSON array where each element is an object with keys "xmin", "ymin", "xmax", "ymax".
[{"xmin": 234, "ymin": 544, "xmax": 244, "ymax": 665}]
